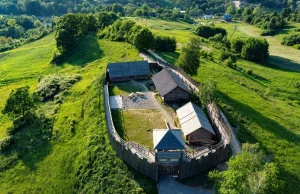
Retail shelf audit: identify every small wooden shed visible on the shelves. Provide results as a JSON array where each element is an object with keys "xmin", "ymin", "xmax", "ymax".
[
  {"xmin": 176, "ymin": 102, "xmax": 216, "ymax": 144},
  {"xmin": 153, "ymin": 129, "xmax": 185, "ymax": 165},
  {"xmin": 152, "ymin": 69, "xmax": 191, "ymax": 102},
  {"xmin": 108, "ymin": 61, "xmax": 150, "ymax": 83},
  {"xmin": 223, "ymin": 14, "xmax": 232, "ymax": 22}
]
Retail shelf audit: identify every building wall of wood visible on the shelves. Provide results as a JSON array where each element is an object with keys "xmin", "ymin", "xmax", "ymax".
[
  {"xmin": 163, "ymin": 87, "xmax": 189, "ymax": 102},
  {"xmin": 187, "ymin": 129, "xmax": 212, "ymax": 141},
  {"xmin": 110, "ymin": 75, "xmax": 149, "ymax": 83}
]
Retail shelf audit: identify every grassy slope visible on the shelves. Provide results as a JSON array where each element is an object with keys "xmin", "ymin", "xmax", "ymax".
[
  {"xmin": 0, "ymin": 35, "xmax": 156, "ymax": 193},
  {"xmin": 132, "ymin": 18, "xmax": 300, "ymax": 193},
  {"xmin": 215, "ymin": 21, "xmax": 300, "ymax": 71}
]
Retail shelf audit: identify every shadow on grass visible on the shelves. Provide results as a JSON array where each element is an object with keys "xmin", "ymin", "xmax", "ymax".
[
  {"xmin": 157, "ymin": 51, "xmax": 180, "ymax": 65},
  {"xmin": 217, "ymin": 91, "xmax": 300, "ymax": 145},
  {"xmin": 62, "ymin": 35, "xmax": 104, "ymax": 67},
  {"xmin": 3, "ymin": 116, "xmax": 53, "ymax": 171},
  {"xmin": 267, "ymin": 55, "xmax": 300, "ymax": 72},
  {"xmin": 111, "ymin": 110, "xmax": 127, "ymax": 140}
]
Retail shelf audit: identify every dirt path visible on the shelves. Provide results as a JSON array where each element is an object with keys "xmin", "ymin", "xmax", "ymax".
[{"xmin": 158, "ymin": 176, "xmax": 213, "ymax": 194}]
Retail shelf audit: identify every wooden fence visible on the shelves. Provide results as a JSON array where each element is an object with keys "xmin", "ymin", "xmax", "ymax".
[{"xmin": 103, "ymin": 84, "xmax": 158, "ymax": 181}]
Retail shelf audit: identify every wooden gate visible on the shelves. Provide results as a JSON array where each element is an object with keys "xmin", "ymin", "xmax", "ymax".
[{"xmin": 158, "ymin": 165, "xmax": 179, "ymax": 176}]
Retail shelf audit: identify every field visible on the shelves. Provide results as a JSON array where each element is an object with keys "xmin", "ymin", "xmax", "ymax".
[
  {"xmin": 112, "ymin": 109, "xmax": 166, "ymax": 148},
  {"xmin": 109, "ymin": 82, "xmax": 146, "ymax": 96},
  {"xmin": 133, "ymin": 18, "xmax": 300, "ymax": 193},
  {"xmin": 0, "ymin": 35, "xmax": 157, "ymax": 193}
]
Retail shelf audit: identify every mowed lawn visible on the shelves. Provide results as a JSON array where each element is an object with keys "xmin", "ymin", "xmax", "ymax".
[
  {"xmin": 111, "ymin": 109, "xmax": 166, "ymax": 148},
  {"xmin": 109, "ymin": 82, "xmax": 146, "ymax": 96},
  {"xmin": 0, "ymin": 35, "xmax": 157, "ymax": 193}
]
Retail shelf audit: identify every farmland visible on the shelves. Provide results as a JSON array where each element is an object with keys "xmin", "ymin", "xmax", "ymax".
[
  {"xmin": 0, "ymin": 34, "xmax": 156, "ymax": 193},
  {"xmin": 134, "ymin": 18, "xmax": 300, "ymax": 193}
]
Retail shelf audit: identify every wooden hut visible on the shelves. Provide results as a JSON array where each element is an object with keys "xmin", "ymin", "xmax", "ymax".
[
  {"xmin": 223, "ymin": 14, "xmax": 232, "ymax": 22},
  {"xmin": 153, "ymin": 129, "xmax": 185, "ymax": 165},
  {"xmin": 108, "ymin": 61, "xmax": 150, "ymax": 83},
  {"xmin": 176, "ymin": 102, "xmax": 216, "ymax": 144},
  {"xmin": 152, "ymin": 69, "xmax": 191, "ymax": 102}
]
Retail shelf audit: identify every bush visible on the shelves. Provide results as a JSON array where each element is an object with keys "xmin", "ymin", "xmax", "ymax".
[
  {"xmin": 246, "ymin": 69, "xmax": 253, "ymax": 75},
  {"xmin": 224, "ymin": 58, "xmax": 237, "ymax": 69},
  {"xmin": 219, "ymin": 50, "xmax": 237, "ymax": 62},
  {"xmin": 281, "ymin": 34, "xmax": 300, "ymax": 46},
  {"xmin": 153, "ymin": 35, "xmax": 176, "ymax": 52},
  {"xmin": 194, "ymin": 25, "xmax": 227, "ymax": 39},
  {"xmin": 36, "ymin": 75, "xmax": 82, "ymax": 101},
  {"xmin": 241, "ymin": 38, "xmax": 269, "ymax": 61},
  {"xmin": 0, "ymin": 136, "xmax": 13, "ymax": 152},
  {"xmin": 295, "ymin": 82, "xmax": 300, "ymax": 89},
  {"xmin": 231, "ymin": 38, "xmax": 245, "ymax": 53},
  {"xmin": 261, "ymin": 29, "xmax": 275, "ymax": 36}
]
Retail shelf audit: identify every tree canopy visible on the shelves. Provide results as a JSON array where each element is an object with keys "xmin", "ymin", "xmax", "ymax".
[
  {"xmin": 2, "ymin": 86, "xmax": 36, "ymax": 118},
  {"xmin": 176, "ymin": 37, "xmax": 201, "ymax": 75},
  {"xmin": 209, "ymin": 143, "xmax": 284, "ymax": 194}
]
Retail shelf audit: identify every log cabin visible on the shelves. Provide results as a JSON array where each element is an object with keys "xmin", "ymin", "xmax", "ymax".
[
  {"xmin": 107, "ymin": 61, "xmax": 150, "ymax": 83},
  {"xmin": 152, "ymin": 68, "xmax": 191, "ymax": 102},
  {"xmin": 176, "ymin": 102, "xmax": 216, "ymax": 144}
]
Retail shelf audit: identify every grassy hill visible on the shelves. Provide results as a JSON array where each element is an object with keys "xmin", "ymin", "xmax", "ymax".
[
  {"xmin": 133, "ymin": 18, "xmax": 300, "ymax": 193},
  {"xmin": 0, "ymin": 35, "xmax": 156, "ymax": 193}
]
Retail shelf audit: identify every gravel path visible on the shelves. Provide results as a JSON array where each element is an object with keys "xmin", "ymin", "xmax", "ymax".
[
  {"xmin": 123, "ymin": 92, "xmax": 161, "ymax": 109},
  {"xmin": 158, "ymin": 176, "xmax": 214, "ymax": 194}
]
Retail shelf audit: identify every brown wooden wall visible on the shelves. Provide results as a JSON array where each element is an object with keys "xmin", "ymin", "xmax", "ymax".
[
  {"xmin": 178, "ymin": 144, "xmax": 230, "ymax": 180},
  {"xmin": 164, "ymin": 87, "xmax": 189, "ymax": 102},
  {"xmin": 108, "ymin": 133, "xmax": 159, "ymax": 181},
  {"xmin": 188, "ymin": 129, "xmax": 212, "ymax": 141}
]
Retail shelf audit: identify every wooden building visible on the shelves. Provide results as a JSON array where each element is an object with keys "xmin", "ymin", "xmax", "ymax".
[
  {"xmin": 223, "ymin": 14, "xmax": 232, "ymax": 22},
  {"xmin": 153, "ymin": 129, "xmax": 185, "ymax": 165},
  {"xmin": 152, "ymin": 69, "xmax": 191, "ymax": 102},
  {"xmin": 108, "ymin": 61, "xmax": 150, "ymax": 83},
  {"xmin": 176, "ymin": 102, "xmax": 216, "ymax": 144}
]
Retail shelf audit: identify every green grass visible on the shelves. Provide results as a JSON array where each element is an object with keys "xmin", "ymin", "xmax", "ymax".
[
  {"xmin": 109, "ymin": 82, "xmax": 146, "ymax": 96},
  {"xmin": 145, "ymin": 18, "xmax": 300, "ymax": 193},
  {"xmin": 212, "ymin": 21, "xmax": 300, "ymax": 71},
  {"xmin": 0, "ymin": 35, "xmax": 157, "ymax": 193},
  {"xmin": 111, "ymin": 109, "xmax": 166, "ymax": 148}
]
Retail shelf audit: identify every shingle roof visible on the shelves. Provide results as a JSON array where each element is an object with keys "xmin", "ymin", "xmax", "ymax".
[
  {"xmin": 108, "ymin": 61, "xmax": 150, "ymax": 78},
  {"xmin": 153, "ymin": 129, "xmax": 185, "ymax": 150},
  {"xmin": 152, "ymin": 69, "xmax": 191, "ymax": 96},
  {"xmin": 176, "ymin": 102, "xmax": 215, "ymax": 136}
]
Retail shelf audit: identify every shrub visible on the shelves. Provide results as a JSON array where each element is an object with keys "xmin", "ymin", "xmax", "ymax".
[
  {"xmin": 153, "ymin": 35, "xmax": 176, "ymax": 52},
  {"xmin": 231, "ymin": 38, "xmax": 245, "ymax": 53},
  {"xmin": 219, "ymin": 50, "xmax": 237, "ymax": 62},
  {"xmin": 261, "ymin": 29, "xmax": 275, "ymax": 36},
  {"xmin": 194, "ymin": 25, "xmax": 227, "ymax": 39},
  {"xmin": 0, "ymin": 136, "xmax": 13, "ymax": 152},
  {"xmin": 295, "ymin": 82, "xmax": 300, "ymax": 89},
  {"xmin": 224, "ymin": 58, "xmax": 237, "ymax": 69},
  {"xmin": 241, "ymin": 38, "xmax": 269, "ymax": 61},
  {"xmin": 36, "ymin": 75, "xmax": 82, "ymax": 101},
  {"xmin": 281, "ymin": 34, "xmax": 300, "ymax": 46},
  {"xmin": 246, "ymin": 69, "xmax": 253, "ymax": 75}
]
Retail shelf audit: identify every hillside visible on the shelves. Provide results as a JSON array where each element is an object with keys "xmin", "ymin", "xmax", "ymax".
[
  {"xmin": 0, "ymin": 34, "xmax": 156, "ymax": 193},
  {"xmin": 134, "ymin": 18, "xmax": 300, "ymax": 193}
]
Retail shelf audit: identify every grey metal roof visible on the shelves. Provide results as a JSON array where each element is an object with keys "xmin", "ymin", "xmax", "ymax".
[
  {"xmin": 152, "ymin": 69, "xmax": 191, "ymax": 96},
  {"xmin": 176, "ymin": 102, "xmax": 215, "ymax": 136},
  {"xmin": 108, "ymin": 61, "xmax": 150, "ymax": 78},
  {"xmin": 153, "ymin": 129, "xmax": 185, "ymax": 150}
]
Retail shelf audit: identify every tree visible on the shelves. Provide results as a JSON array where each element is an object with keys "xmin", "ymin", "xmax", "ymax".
[
  {"xmin": 226, "ymin": 5, "xmax": 236, "ymax": 15},
  {"xmin": 209, "ymin": 143, "xmax": 284, "ymax": 194},
  {"xmin": 112, "ymin": 3, "xmax": 125, "ymax": 16},
  {"xmin": 176, "ymin": 37, "xmax": 201, "ymax": 75},
  {"xmin": 197, "ymin": 80, "xmax": 216, "ymax": 108},
  {"xmin": 241, "ymin": 38, "xmax": 269, "ymax": 61},
  {"xmin": 2, "ymin": 87, "xmax": 36, "ymax": 118},
  {"xmin": 132, "ymin": 27, "xmax": 154, "ymax": 50}
]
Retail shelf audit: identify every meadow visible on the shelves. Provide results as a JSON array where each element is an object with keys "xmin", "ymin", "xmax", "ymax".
[
  {"xmin": 0, "ymin": 35, "xmax": 157, "ymax": 193},
  {"xmin": 133, "ymin": 18, "xmax": 300, "ymax": 193}
]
